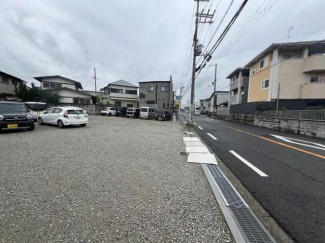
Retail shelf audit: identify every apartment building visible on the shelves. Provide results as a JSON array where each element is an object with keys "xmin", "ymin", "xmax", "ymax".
[
  {"xmin": 227, "ymin": 67, "xmax": 250, "ymax": 105},
  {"xmin": 0, "ymin": 71, "xmax": 26, "ymax": 100},
  {"xmin": 138, "ymin": 76, "xmax": 174, "ymax": 111},
  {"xmin": 208, "ymin": 91, "xmax": 229, "ymax": 114},
  {"xmin": 199, "ymin": 98, "xmax": 210, "ymax": 114},
  {"xmin": 246, "ymin": 41, "xmax": 325, "ymax": 103},
  {"xmin": 34, "ymin": 75, "xmax": 94, "ymax": 105},
  {"xmin": 101, "ymin": 80, "xmax": 138, "ymax": 108}
]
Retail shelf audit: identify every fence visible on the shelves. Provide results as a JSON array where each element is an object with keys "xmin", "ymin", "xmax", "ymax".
[{"xmin": 256, "ymin": 110, "xmax": 325, "ymax": 121}]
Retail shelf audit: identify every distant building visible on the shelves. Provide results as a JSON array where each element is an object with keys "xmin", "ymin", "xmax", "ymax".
[
  {"xmin": 199, "ymin": 98, "xmax": 210, "ymax": 114},
  {"xmin": 138, "ymin": 76, "xmax": 174, "ymax": 111},
  {"xmin": 0, "ymin": 71, "xmax": 26, "ymax": 101},
  {"xmin": 246, "ymin": 41, "xmax": 325, "ymax": 103},
  {"xmin": 227, "ymin": 67, "xmax": 250, "ymax": 106},
  {"xmin": 208, "ymin": 91, "xmax": 229, "ymax": 115},
  {"xmin": 101, "ymin": 80, "xmax": 138, "ymax": 108},
  {"xmin": 34, "ymin": 75, "xmax": 94, "ymax": 105}
]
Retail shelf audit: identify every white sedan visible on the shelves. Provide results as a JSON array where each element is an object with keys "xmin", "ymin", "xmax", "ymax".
[
  {"xmin": 100, "ymin": 107, "xmax": 116, "ymax": 116},
  {"xmin": 38, "ymin": 107, "xmax": 88, "ymax": 128}
]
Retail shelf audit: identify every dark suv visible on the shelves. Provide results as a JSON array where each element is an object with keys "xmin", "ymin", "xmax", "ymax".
[
  {"xmin": 0, "ymin": 101, "xmax": 35, "ymax": 132},
  {"xmin": 155, "ymin": 110, "xmax": 172, "ymax": 121}
]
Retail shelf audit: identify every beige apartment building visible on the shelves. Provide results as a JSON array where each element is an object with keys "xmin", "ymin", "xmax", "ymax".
[{"xmin": 246, "ymin": 41, "xmax": 325, "ymax": 103}]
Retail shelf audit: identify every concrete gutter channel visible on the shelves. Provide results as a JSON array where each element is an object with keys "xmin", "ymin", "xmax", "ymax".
[{"xmin": 183, "ymin": 124, "xmax": 293, "ymax": 243}]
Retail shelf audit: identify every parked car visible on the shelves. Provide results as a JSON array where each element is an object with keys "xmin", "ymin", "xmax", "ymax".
[
  {"xmin": 101, "ymin": 107, "xmax": 116, "ymax": 116},
  {"xmin": 116, "ymin": 107, "xmax": 128, "ymax": 117},
  {"xmin": 126, "ymin": 108, "xmax": 140, "ymax": 118},
  {"xmin": 155, "ymin": 110, "xmax": 172, "ymax": 121},
  {"xmin": 38, "ymin": 107, "xmax": 88, "ymax": 128},
  {"xmin": 195, "ymin": 107, "xmax": 200, "ymax": 116},
  {"xmin": 0, "ymin": 101, "xmax": 34, "ymax": 132},
  {"xmin": 24, "ymin": 102, "xmax": 47, "ymax": 121},
  {"xmin": 140, "ymin": 107, "xmax": 156, "ymax": 119}
]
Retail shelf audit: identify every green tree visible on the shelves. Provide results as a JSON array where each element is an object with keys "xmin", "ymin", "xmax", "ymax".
[{"xmin": 15, "ymin": 82, "xmax": 60, "ymax": 105}]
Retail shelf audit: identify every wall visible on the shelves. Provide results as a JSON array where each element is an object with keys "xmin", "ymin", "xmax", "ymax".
[
  {"xmin": 57, "ymin": 89, "xmax": 93, "ymax": 104},
  {"xmin": 0, "ymin": 75, "xmax": 22, "ymax": 95},
  {"xmin": 301, "ymin": 83, "xmax": 325, "ymax": 98},
  {"xmin": 248, "ymin": 54, "xmax": 271, "ymax": 102}
]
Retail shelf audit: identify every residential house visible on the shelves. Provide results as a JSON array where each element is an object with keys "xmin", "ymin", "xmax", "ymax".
[
  {"xmin": 208, "ymin": 91, "xmax": 229, "ymax": 115},
  {"xmin": 138, "ymin": 76, "xmax": 174, "ymax": 111},
  {"xmin": 246, "ymin": 41, "xmax": 325, "ymax": 103},
  {"xmin": 0, "ymin": 71, "xmax": 26, "ymax": 101},
  {"xmin": 227, "ymin": 67, "xmax": 250, "ymax": 106},
  {"xmin": 101, "ymin": 80, "xmax": 138, "ymax": 108},
  {"xmin": 34, "ymin": 75, "xmax": 94, "ymax": 105}
]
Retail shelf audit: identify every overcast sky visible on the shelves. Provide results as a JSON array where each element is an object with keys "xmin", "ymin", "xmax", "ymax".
[{"xmin": 1, "ymin": 0, "xmax": 325, "ymax": 102}]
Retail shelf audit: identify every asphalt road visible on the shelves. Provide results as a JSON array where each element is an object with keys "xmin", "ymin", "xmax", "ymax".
[
  {"xmin": 0, "ymin": 115, "xmax": 233, "ymax": 243},
  {"xmin": 191, "ymin": 115, "xmax": 325, "ymax": 243}
]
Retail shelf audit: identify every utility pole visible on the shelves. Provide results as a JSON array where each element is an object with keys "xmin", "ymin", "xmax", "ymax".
[
  {"xmin": 179, "ymin": 83, "xmax": 184, "ymax": 110},
  {"xmin": 93, "ymin": 67, "xmax": 97, "ymax": 96},
  {"xmin": 212, "ymin": 63, "xmax": 217, "ymax": 110},
  {"xmin": 189, "ymin": 0, "xmax": 214, "ymax": 124},
  {"xmin": 276, "ymin": 83, "xmax": 281, "ymax": 118}
]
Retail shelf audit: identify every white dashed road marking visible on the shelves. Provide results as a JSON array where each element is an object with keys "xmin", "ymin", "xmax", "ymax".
[
  {"xmin": 207, "ymin": 133, "xmax": 218, "ymax": 140},
  {"xmin": 198, "ymin": 126, "xmax": 203, "ymax": 130},
  {"xmin": 230, "ymin": 150, "xmax": 268, "ymax": 177}
]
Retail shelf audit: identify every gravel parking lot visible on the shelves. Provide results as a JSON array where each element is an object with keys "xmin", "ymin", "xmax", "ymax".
[{"xmin": 0, "ymin": 115, "xmax": 233, "ymax": 243}]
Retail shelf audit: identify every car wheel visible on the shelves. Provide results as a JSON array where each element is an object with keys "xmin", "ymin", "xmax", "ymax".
[
  {"xmin": 38, "ymin": 117, "xmax": 44, "ymax": 125},
  {"xmin": 80, "ymin": 124, "xmax": 87, "ymax": 127},
  {"xmin": 101, "ymin": 114, "xmax": 105, "ymax": 116},
  {"xmin": 58, "ymin": 120, "xmax": 64, "ymax": 128},
  {"xmin": 27, "ymin": 124, "xmax": 35, "ymax": 131},
  {"xmin": 155, "ymin": 118, "xmax": 158, "ymax": 120}
]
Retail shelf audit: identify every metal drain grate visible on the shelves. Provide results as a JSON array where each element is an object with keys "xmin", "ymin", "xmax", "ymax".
[{"xmin": 206, "ymin": 164, "xmax": 275, "ymax": 243}]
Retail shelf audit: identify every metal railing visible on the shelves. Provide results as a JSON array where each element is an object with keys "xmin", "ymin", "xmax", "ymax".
[{"xmin": 256, "ymin": 110, "xmax": 325, "ymax": 121}]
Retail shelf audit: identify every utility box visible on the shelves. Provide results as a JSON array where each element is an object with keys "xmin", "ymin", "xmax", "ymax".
[{"xmin": 196, "ymin": 44, "xmax": 204, "ymax": 56}]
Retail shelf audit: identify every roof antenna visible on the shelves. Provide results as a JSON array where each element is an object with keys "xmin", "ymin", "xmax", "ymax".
[{"xmin": 287, "ymin": 25, "xmax": 293, "ymax": 42}]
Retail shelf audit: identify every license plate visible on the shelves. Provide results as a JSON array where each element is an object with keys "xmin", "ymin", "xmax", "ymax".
[{"xmin": 8, "ymin": 124, "xmax": 18, "ymax": 128}]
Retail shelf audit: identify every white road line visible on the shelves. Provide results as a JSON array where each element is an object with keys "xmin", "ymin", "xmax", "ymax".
[
  {"xmin": 207, "ymin": 133, "xmax": 218, "ymax": 140},
  {"xmin": 198, "ymin": 126, "xmax": 203, "ymax": 130},
  {"xmin": 270, "ymin": 134, "xmax": 325, "ymax": 151},
  {"xmin": 230, "ymin": 151, "xmax": 268, "ymax": 177}
]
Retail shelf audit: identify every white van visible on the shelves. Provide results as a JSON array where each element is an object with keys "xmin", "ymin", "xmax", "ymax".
[{"xmin": 140, "ymin": 107, "xmax": 155, "ymax": 119}]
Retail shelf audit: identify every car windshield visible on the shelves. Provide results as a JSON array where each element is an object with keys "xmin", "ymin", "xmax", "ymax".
[
  {"xmin": 25, "ymin": 103, "xmax": 47, "ymax": 111},
  {"xmin": 0, "ymin": 103, "xmax": 26, "ymax": 114},
  {"xmin": 141, "ymin": 108, "xmax": 147, "ymax": 112},
  {"xmin": 127, "ymin": 108, "xmax": 133, "ymax": 112}
]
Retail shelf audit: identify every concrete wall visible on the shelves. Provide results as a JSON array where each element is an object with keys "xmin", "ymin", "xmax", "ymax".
[
  {"xmin": 255, "ymin": 118, "xmax": 325, "ymax": 139},
  {"xmin": 0, "ymin": 74, "xmax": 23, "ymax": 95}
]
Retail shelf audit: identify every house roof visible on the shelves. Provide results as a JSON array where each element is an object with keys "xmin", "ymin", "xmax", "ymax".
[
  {"xmin": 43, "ymin": 87, "xmax": 94, "ymax": 97},
  {"xmin": 138, "ymin": 80, "xmax": 171, "ymax": 84},
  {"xmin": 226, "ymin": 67, "xmax": 250, "ymax": 79},
  {"xmin": 245, "ymin": 40, "xmax": 324, "ymax": 67},
  {"xmin": 107, "ymin": 79, "xmax": 138, "ymax": 88},
  {"xmin": 208, "ymin": 91, "xmax": 229, "ymax": 101},
  {"xmin": 0, "ymin": 71, "xmax": 26, "ymax": 83},
  {"xmin": 33, "ymin": 75, "xmax": 83, "ymax": 89}
]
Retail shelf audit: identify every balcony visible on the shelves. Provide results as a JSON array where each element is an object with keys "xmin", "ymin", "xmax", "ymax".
[
  {"xmin": 301, "ymin": 83, "xmax": 325, "ymax": 99},
  {"xmin": 303, "ymin": 54, "xmax": 325, "ymax": 73}
]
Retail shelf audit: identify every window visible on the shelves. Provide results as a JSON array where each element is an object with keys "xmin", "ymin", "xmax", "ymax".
[
  {"xmin": 148, "ymin": 87, "xmax": 154, "ymax": 92},
  {"xmin": 127, "ymin": 104, "xmax": 133, "ymax": 107},
  {"xmin": 110, "ymin": 88, "xmax": 123, "ymax": 93},
  {"xmin": 139, "ymin": 88, "xmax": 145, "ymax": 98},
  {"xmin": 50, "ymin": 82, "xmax": 56, "ymax": 88},
  {"xmin": 43, "ymin": 82, "xmax": 49, "ymax": 88},
  {"xmin": 259, "ymin": 57, "xmax": 267, "ymax": 69},
  {"xmin": 149, "ymin": 108, "xmax": 155, "ymax": 112},
  {"xmin": 73, "ymin": 98, "xmax": 80, "ymax": 104},
  {"xmin": 161, "ymin": 86, "xmax": 169, "ymax": 92},
  {"xmin": 261, "ymin": 79, "xmax": 269, "ymax": 89},
  {"xmin": 163, "ymin": 103, "xmax": 165, "ymax": 108},
  {"xmin": 125, "ymin": 90, "xmax": 137, "ymax": 95},
  {"xmin": 53, "ymin": 108, "xmax": 62, "ymax": 113},
  {"xmin": 85, "ymin": 99, "xmax": 91, "ymax": 105},
  {"xmin": 115, "ymin": 101, "xmax": 122, "ymax": 107},
  {"xmin": 141, "ymin": 108, "xmax": 148, "ymax": 112},
  {"xmin": 1, "ymin": 75, "xmax": 9, "ymax": 84},
  {"xmin": 310, "ymin": 76, "xmax": 319, "ymax": 83},
  {"xmin": 12, "ymin": 79, "xmax": 18, "ymax": 86},
  {"xmin": 146, "ymin": 100, "xmax": 155, "ymax": 104},
  {"xmin": 110, "ymin": 108, "xmax": 116, "ymax": 111},
  {"xmin": 252, "ymin": 70, "xmax": 256, "ymax": 75}
]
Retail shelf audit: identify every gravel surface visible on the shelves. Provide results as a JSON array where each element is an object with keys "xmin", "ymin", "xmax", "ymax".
[{"xmin": 0, "ymin": 116, "xmax": 233, "ymax": 243}]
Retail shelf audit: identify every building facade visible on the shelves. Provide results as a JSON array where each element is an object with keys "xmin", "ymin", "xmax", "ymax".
[
  {"xmin": 208, "ymin": 91, "xmax": 229, "ymax": 114},
  {"xmin": 34, "ymin": 75, "xmax": 94, "ymax": 105},
  {"xmin": 138, "ymin": 77, "xmax": 174, "ymax": 111},
  {"xmin": 246, "ymin": 41, "xmax": 325, "ymax": 103},
  {"xmin": 0, "ymin": 71, "xmax": 26, "ymax": 101},
  {"xmin": 199, "ymin": 98, "xmax": 210, "ymax": 114},
  {"xmin": 227, "ymin": 67, "xmax": 250, "ymax": 106},
  {"xmin": 102, "ymin": 80, "xmax": 138, "ymax": 108}
]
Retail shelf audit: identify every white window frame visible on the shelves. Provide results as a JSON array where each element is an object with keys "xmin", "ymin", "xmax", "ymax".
[
  {"xmin": 261, "ymin": 79, "xmax": 269, "ymax": 90},
  {"xmin": 252, "ymin": 69, "xmax": 256, "ymax": 75}
]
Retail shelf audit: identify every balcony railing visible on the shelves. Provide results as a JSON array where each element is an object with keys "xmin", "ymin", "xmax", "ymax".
[{"xmin": 303, "ymin": 54, "xmax": 325, "ymax": 72}]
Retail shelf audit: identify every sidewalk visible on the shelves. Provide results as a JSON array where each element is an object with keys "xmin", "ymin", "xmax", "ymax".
[{"xmin": 0, "ymin": 116, "xmax": 233, "ymax": 242}]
